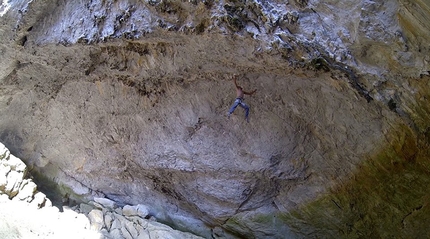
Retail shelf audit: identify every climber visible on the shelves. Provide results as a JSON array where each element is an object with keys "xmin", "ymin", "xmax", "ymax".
[{"xmin": 227, "ymin": 75, "xmax": 257, "ymax": 122}]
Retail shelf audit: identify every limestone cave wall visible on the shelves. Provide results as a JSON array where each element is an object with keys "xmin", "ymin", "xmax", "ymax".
[{"xmin": 0, "ymin": 0, "xmax": 429, "ymax": 238}]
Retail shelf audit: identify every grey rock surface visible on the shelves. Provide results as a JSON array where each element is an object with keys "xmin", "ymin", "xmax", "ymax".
[{"xmin": 0, "ymin": 0, "xmax": 429, "ymax": 238}]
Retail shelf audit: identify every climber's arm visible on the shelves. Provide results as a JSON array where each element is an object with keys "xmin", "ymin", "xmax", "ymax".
[
  {"xmin": 244, "ymin": 89, "xmax": 257, "ymax": 95},
  {"xmin": 233, "ymin": 77, "xmax": 239, "ymax": 89}
]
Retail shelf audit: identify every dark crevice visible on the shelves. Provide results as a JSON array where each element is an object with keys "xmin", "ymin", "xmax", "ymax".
[
  {"xmin": 28, "ymin": 167, "xmax": 64, "ymax": 210},
  {"xmin": 388, "ymin": 98, "xmax": 397, "ymax": 111},
  {"xmin": 17, "ymin": 35, "xmax": 28, "ymax": 46},
  {"xmin": 331, "ymin": 199, "xmax": 343, "ymax": 210},
  {"xmin": 313, "ymin": 56, "xmax": 373, "ymax": 103},
  {"xmin": 401, "ymin": 205, "xmax": 424, "ymax": 228}
]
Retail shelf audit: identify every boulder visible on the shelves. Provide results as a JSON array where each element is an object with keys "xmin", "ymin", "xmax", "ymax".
[
  {"xmin": 120, "ymin": 226, "xmax": 133, "ymax": 239},
  {"xmin": 88, "ymin": 209, "xmax": 104, "ymax": 231},
  {"xmin": 79, "ymin": 203, "xmax": 95, "ymax": 214},
  {"xmin": 94, "ymin": 197, "xmax": 117, "ymax": 209},
  {"xmin": 0, "ymin": 143, "xmax": 10, "ymax": 160},
  {"xmin": 5, "ymin": 171, "xmax": 24, "ymax": 198},
  {"xmin": 136, "ymin": 205, "xmax": 149, "ymax": 218},
  {"xmin": 126, "ymin": 215, "xmax": 145, "ymax": 227},
  {"xmin": 113, "ymin": 213, "xmax": 128, "ymax": 226},
  {"xmin": 136, "ymin": 230, "xmax": 150, "ymax": 239},
  {"xmin": 122, "ymin": 205, "xmax": 138, "ymax": 217},
  {"xmin": 31, "ymin": 192, "xmax": 47, "ymax": 208},
  {"xmin": 7, "ymin": 155, "xmax": 26, "ymax": 173},
  {"xmin": 109, "ymin": 216, "xmax": 122, "ymax": 231},
  {"xmin": 114, "ymin": 207, "xmax": 123, "ymax": 215},
  {"xmin": 100, "ymin": 229, "xmax": 111, "ymax": 238},
  {"xmin": 104, "ymin": 212, "xmax": 114, "ymax": 231},
  {"xmin": 123, "ymin": 220, "xmax": 139, "ymax": 239},
  {"xmin": 0, "ymin": 165, "xmax": 10, "ymax": 191},
  {"xmin": 122, "ymin": 204, "xmax": 149, "ymax": 218},
  {"xmin": 44, "ymin": 197, "xmax": 53, "ymax": 208},
  {"xmin": 16, "ymin": 180, "xmax": 37, "ymax": 202},
  {"xmin": 146, "ymin": 220, "xmax": 204, "ymax": 239},
  {"xmin": 109, "ymin": 228, "xmax": 124, "ymax": 239}
]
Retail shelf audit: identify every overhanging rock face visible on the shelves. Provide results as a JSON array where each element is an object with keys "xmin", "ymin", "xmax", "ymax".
[{"xmin": 0, "ymin": 0, "xmax": 429, "ymax": 238}]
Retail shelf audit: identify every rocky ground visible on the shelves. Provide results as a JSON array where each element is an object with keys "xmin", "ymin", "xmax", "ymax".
[{"xmin": 0, "ymin": 142, "xmax": 203, "ymax": 239}]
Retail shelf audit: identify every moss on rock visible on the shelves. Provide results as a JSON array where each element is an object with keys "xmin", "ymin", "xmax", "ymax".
[{"xmin": 280, "ymin": 122, "xmax": 430, "ymax": 238}]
